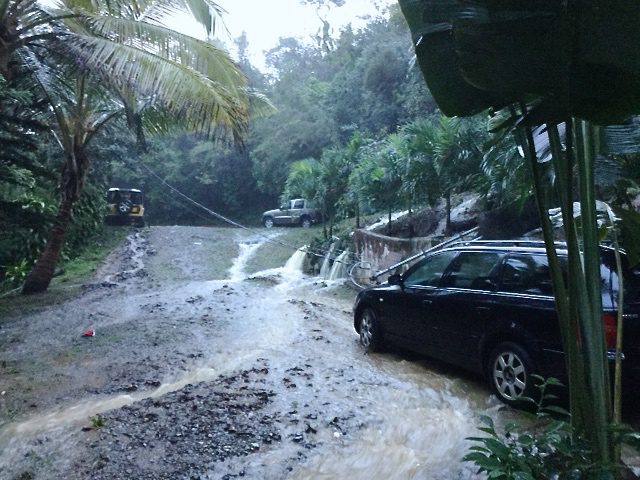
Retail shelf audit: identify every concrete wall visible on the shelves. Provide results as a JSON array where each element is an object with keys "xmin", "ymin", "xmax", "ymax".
[{"xmin": 352, "ymin": 229, "xmax": 439, "ymax": 285}]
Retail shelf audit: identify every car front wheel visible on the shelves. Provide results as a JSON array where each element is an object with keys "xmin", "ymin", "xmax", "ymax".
[
  {"xmin": 300, "ymin": 216, "xmax": 312, "ymax": 228},
  {"xmin": 263, "ymin": 217, "xmax": 274, "ymax": 228},
  {"xmin": 488, "ymin": 341, "xmax": 537, "ymax": 406},
  {"xmin": 358, "ymin": 308, "xmax": 383, "ymax": 352}
]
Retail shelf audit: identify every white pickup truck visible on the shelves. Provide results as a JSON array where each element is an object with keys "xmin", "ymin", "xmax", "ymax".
[{"xmin": 261, "ymin": 199, "xmax": 322, "ymax": 228}]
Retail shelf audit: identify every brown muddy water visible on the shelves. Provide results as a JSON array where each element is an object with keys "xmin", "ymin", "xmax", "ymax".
[{"xmin": 2, "ymin": 226, "xmax": 622, "ymax": 479}]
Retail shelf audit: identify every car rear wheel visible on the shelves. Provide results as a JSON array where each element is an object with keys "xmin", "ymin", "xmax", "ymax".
[
  {"xmin": 488, "ymin": 341, "xmax": 537, "ymax": 407},
  {"xmin": 263, "ymin": 217, "xmax": 274, "ymax": 228},
  {"xmin": 358, "ymin": 308, "xmax": 383, "ymax": 352},
  {"xmin": 301, "ymin": 216, "xmax": 312, "ymax": 228}
]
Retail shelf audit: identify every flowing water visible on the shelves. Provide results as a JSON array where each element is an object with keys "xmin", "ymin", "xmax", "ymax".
[
  {"xmin": 284, "ymin": 245, "xmax": 309, "ymax": 273},
  {"xmin": 0, "ymin": 229, "xmax": 504, "ymax": 479},
  {"xmin": 327, "ymin": 248, "xmax": 350, "ymax": 281},
  {"xmin": 319, "ymin": 243, "xmax": 335, "ymax": 279}
]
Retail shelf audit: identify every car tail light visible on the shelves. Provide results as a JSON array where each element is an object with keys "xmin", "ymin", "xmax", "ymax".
[{"xmin": 603, "ymin": 313, "xmax": 617, "ymax": 350}]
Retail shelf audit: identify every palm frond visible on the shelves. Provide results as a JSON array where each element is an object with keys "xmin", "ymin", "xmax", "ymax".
[
  {"xmin": 63, "ymin": 15, "xmax": 242, "ymax": 88},
  {"xmin": 59, "ymin": 0, "xmax": 226, "ymax": 35},
  {"xmin": 594, "ymin": 156, "xmax": 623, "ymax": 187},
  {"xmin": 62, "ymin": 36, "xmax": 245, "ymax": 134}
]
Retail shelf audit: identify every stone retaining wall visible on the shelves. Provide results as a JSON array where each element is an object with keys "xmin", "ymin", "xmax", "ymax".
[{"xmin": 352, "ymin": 229, "xmax": 441, "ymax": 285}]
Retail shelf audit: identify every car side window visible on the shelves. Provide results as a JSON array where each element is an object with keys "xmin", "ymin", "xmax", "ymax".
[
  {"xmin": 499, "ymin": 254, "xmax": 560, "ymax": 295},
  {"xmin": 292, "ymin": 200, "xmax": 304, "ymax": 209},
  {"xmin": 403, "ymin": 251, "xmax": 458, "ymax": 287},
  {"xmin": 441, "ymin": 252, "xmax": 503, "ymax": 290}
]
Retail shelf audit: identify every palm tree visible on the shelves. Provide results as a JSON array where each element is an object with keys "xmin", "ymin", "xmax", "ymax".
[
  {"xmin": 283, "ymin": 158, "xmax": 321, "ymax": 205},
  {"xmin": 402, "ymin": 116, "xmax": 485, "ymax": 234},
  {"xmin": 1, "ymin": 0, "xmax": 273, "ymax": 293},
  {"xmin": 350, "ymin": 139, "xmax": 404, "ymax": 231},
  {"xmin": 315, "ymin": 146, "xmax": 352, "ymax": 237},
  {"xmin": 478, "ymin": 111, "xmax": 532, "ymax": 209}
]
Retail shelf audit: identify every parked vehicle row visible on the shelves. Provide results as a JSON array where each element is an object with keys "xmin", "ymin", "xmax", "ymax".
[{"xmin": 353, "ymin": 240, "xmax": 640, "ymax": 406}]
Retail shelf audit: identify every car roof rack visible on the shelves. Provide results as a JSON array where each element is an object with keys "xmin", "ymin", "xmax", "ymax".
[
  {"xmin": 368, "ymin": 233, "xmax": 579, "ymax": 282},
  {"xmin": 452, "ymin": 239, "xmax": 568, "ymax": 249}
]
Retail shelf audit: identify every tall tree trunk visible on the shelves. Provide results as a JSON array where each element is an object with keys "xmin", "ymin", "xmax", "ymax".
[
  {"xmin": 22, "ymin": 148, "xmax": 87, "ymax": 294},
  {"xmin": 0, "ymin": 10, "xmax": 19, "ymax": 80},
  {"xmin": 21, "ymin": 195, "xmax": 74, "ymax": 294}
]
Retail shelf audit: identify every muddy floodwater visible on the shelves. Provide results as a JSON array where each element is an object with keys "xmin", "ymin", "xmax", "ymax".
[{"xmin": 1, "ymin": 227, "xmax": 526, "ymax": 479}]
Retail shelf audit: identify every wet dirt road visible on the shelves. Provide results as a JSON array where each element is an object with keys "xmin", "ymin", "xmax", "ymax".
[{"xmin": 0, "ymin": 227, "xmax": 507, "ymax": 479}]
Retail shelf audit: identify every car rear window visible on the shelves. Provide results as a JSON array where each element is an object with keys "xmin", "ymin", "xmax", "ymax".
[{"xmin": 107, "ymin": 190, "xmax": 143, "ymax": 204}]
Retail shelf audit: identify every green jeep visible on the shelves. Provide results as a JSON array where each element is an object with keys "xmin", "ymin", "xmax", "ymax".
[{"xmin": 105, "ymin": 188, "xmax": 146, "ymax": 227}]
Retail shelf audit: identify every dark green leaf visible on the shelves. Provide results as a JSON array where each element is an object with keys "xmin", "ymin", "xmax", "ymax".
[{"xmin": 398, "ymin": 0, "xmax": 640, "ymax": 124}]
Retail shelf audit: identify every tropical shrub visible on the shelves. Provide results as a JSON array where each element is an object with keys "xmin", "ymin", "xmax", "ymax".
[{"xmin": 464, "ymin": 378, "xmax": 638, "ymax": 479}]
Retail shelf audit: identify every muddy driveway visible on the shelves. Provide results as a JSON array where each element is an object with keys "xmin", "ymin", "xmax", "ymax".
[{"xmin": 0, "ymin": 226, "xmax": 505, "ymax": 479}]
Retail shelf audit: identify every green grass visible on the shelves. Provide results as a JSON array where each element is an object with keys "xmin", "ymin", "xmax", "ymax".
[
  {"xmin": 55, "ymin": 226, "xmax": 132, "ymax": 285},
  {"xmin": 0, "ymin": 226, "xmax": 132, "ymax": 318}
]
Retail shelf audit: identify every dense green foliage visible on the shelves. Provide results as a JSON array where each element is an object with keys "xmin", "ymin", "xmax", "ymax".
[
  {"xmin": 106, "ymin": 5, "xmax": 438, "ymax": 227},
  {"xmin": 0, "ymin": 78, "xmax": 110, "ymax": 290},
  {"xmin": 248, "ymin": 6, "xmax": 436, "ymax": 200}
]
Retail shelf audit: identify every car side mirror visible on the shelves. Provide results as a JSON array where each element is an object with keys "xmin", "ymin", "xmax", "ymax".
[{"xmin": 388, "ymin": 274, "xmax": 402, "ymax": 286}]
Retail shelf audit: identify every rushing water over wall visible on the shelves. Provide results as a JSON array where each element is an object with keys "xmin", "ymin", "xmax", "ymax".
[
  {"xmin": 319, "ymin": 243, "xmax": 335, "ymax": 279},
  {"xmin": 327, "ymin": 248, "xmax": 350, "ymax": 280},
  {"xmin": 284, "ymin": 246, "xmax": 308, "ymax": 272}
]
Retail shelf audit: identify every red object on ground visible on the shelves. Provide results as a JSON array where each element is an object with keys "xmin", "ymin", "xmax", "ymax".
[{"xmin": 83, "ymin": 329, "xmax": 96, "ymax": 337}]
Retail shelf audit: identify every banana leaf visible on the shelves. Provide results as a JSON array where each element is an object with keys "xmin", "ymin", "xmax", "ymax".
[{"xmin": 398, "ymin": 0, "xmax": 640, "ymax": 125}]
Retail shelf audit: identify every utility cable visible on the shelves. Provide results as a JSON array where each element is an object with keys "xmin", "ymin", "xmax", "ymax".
[{"xmin": 134, "ymin": 159, "xmax": 360, "ymax": 266}]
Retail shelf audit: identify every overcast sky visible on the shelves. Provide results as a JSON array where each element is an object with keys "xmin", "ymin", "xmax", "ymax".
[{"xmin": 173, "ymin": 0, "xmax": 393, "ymax": 70}]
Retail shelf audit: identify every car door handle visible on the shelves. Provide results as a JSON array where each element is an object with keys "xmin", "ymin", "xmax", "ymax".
[
  {"xmin": 422, "ymin": 299, "xmax": 433, "ymax": 305},
  {"xmin": 476, "ymin": 306, "xmax": 490, "ymax": 316}
]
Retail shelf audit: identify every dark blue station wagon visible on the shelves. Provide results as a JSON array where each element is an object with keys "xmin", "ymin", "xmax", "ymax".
[{"xmin": 353, "ymin": 241, "xmax": 640, "ymax": 406}]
